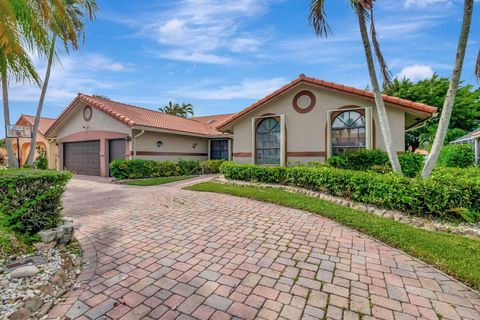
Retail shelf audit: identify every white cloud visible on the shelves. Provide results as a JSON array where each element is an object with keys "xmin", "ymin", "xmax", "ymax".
[
  {"xmin": 86, "ymin": 54, "xmax": 136, "ymax": 72},
  {"xmin": 404, "ymin": 0, "xmax": 450, "ymax": 8},
  {"xmin": 8, "ymin": 53, "xmax": 132, "ymax": 103},
  {"xmin": 133, "ymin": 0, "xmax": 274, "ymax": 64},
  {"xmin": 396, "ymin": 64, "xmax": 434, "ymax": 81},
  {"xmin": 158, "ymin": 50, "xmax": 232, "ymax": 64},
  {"xmin": 177, "ymin": 78, "xmax": 287, "ymax": 100},
  {"xmin": 231, "ymin": 38, "xmax": 262, "ymax": 52}
]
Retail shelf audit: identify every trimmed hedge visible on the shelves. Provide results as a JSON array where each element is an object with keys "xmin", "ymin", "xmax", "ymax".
[
  {"xmin": 398, "ymin": 152, "xmax": 424, "ymax": 178},
  {"xmin": 220, "ymin": 162, "xmax": 480, "ymax": 221},
  {"xmin": 327, "ymin": 149, "xmax": 388, "ymax": 171},
  {"xmin": 0, "ymin": 170, "xmax": 72, "ymax": 235},
  {"xmin": 109, "ymin": 159, "xmax": 226, "ymax": 180},
  {"xmin": 439, "ymin": 144, "xmax": 474, "ymax": 168},
  {"xmin": 326, "ymin": 149, "xmax": 424, "ymax": 177}
]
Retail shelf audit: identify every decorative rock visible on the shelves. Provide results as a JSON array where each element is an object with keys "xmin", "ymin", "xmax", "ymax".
[
  {"xmin": 61, "ymin": 223, "xmax": 74, "ymax": 234},
  {"xmin": 50, "ymin": 275, "xmax": 64, "ymax": 286},
  {"xmin": 35, "ymin": 301, "xmax": 53, "ymax": 318},
  {"xmin": 55, "ymin": 288, "xmax": 68, "ymax": 298},
  {"xmin": 393, "ymin": 214, "xmax": 403, "ymax": 222},
  {"xmin": 75, "ymin": 269, "xmax": 81, "ymax": 275},
  {"xmin": 383, "ymin": 212, "xmax": 395, "ymax": 220},
  {"xmin": 424, "ymin": 223, "xmax": 438, "ymax": 232},
  {"xmin": 59, "ymin": 233, "xmax": 72, "ymax": 244},
  {"xmin": 11, "ymin": 266, "xmax": 40, "ymax": 278},
  {"xmin": 8, "ymin": 307, "xmax": 31, "ymax": 320},
  {"xmin": 24, "ymin": 297, "xmax": 43, "ymax": 312},
  {"xmin": 37, "ymin": 230, "xmax": 57, "ymax": 243},
  {"xmin": 39, "ymin": 285, "xmax": 55, "ymax": 297},
  {"xmin": 53, "ymin": 228, "xmax": 65, "ymax": 240},
  {"xmin": 56, "ymin": 269, "xmax": 68, "ymax": 281},
  {"xmin": 373, "ymin": 209, "xmax": 384, "ymax": 217},
  {"xmin": 61, "ymin": 217, "xmax": 74, "ymax": 224},
  {"xmin": 34, "ymin": 242, "xmax": 56, "ymax": 252}
]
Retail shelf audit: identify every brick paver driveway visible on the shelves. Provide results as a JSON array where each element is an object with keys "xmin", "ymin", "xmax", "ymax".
[{"xmin": 49, "ymin": 177, "xmax": 480, "ymax": 320}]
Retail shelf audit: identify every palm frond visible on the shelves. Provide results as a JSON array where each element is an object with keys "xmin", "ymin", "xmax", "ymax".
[
  {"xmin": 475, "ymin": 49, "xmax": 480, "ymax": 80},
  {"xmin": 369, "ymin": 9, "xmax": 392, "ymax": 88},
  {"xmin": 309, "ymin": 0, "xmax": 331, "ymax": 37}
]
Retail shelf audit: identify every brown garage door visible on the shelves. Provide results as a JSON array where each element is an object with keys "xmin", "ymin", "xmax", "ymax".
[
  {"xmin": 64, "ymin": 140, "xmax": 100, "ymax": 176},
  {"xmin": 109, "ymin": 139, "xmax": 126, "ymax": 163}
]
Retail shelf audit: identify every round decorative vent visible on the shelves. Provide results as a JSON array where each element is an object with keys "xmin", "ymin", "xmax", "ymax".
[
  {"xmin": 83, "ymin": 106, "xmax": 92, "ymax": 122},
  {"xmin": 293, "ymin": 90, "xmax": 316, "ymax": 113}
]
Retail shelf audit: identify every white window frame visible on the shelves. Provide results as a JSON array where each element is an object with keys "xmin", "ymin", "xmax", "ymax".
[
  {"xmin": 251, "ymin": 114, "xmax": 286, "ymax": 166},
  {"xmin": 326, "ymin": 107, "xmax": 372, "ymax": 158}
]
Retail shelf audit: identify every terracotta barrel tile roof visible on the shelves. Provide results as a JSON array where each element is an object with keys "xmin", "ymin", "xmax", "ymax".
[
  {"xmin": 46, "ymin": 94, "xmax": 231, "ymax": 137},
  {"xmin": 16, "ymin": 114, "xmax": 56, "ymax": 136},
  {"xmin": 218, "ymin": 74, "xmax": 438, "ymax": 130}
]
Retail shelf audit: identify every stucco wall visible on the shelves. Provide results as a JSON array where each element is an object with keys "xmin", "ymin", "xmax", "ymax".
[
  {"xmin": 230, "ymin": 83, "xmax": 406, "ymax": 164},
  {"xmin": 134, "ymin": 130, "xmax": 209, "ymax": 161},
  {"xmin": 13, "ymin": 117, "xmax": 57, "ymax": 169},
  {"xmin": 55, "ymin": 102, "xmax": 131, "ymax": 140}
]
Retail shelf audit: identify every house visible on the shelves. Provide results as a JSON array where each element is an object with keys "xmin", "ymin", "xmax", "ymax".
[
  {"xmin": 40, "ymin": 74, "xmax": 437, "ymax": 176},
  {"xmin": 450, "ymin": 129, "xmax": 480, "ymax": 164},
  {"xmin": 13, "ymin": 114, "xmax": 56, "ymax": 168}
]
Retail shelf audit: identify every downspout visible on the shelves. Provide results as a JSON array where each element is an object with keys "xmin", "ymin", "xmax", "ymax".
[{"xmin": 132, "ymin": 130, "xmax": 145, "ymax": 160}]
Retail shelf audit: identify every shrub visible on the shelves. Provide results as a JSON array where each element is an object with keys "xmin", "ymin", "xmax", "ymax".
[
  {"xmin": 0, "ymin": 170, "xmax": 72, "ymax": 234},
  {"xmin": 109, "ymin": 159, "xmax": 181, "ymax": 179},
  {"xmin": 370, "ymin": 164, "xmax": 392, "ymax": 174},
  {"xmin": 178, "ymin": 159, "xmax": 200, "ymax": 175},
  {"xmin": 220, "ymin": 162, "xmax": 480, "ymax": 222},
  {"xmin": 34, "ymin": 149, "xmax": 48, "ymax": 170},
  {"xmin": 110, "ymin": 159, "xmax": 228, "ymax": 179},
  {"xmin": 327, "ymin": 149, "xmax": 389, "ymax": 171},
  {"xmin": 398, "ymin": 152, "xmax": 424, "ymax": 177},
  {"xmin": 199, "ymin": 160, "xmax": 225, "ymax": 174},
  {"xmin": 438, "ymin": 144, "xmax": 474, "ymax": 168}
]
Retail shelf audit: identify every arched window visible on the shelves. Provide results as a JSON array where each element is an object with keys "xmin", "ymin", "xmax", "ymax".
[
  {"xmin": 331, "ymin": 110, "xmax": 366, "ymax": 155},
  {"xmin": 256, "ymin": 117, "xmax": 280, "ymax": 165}
]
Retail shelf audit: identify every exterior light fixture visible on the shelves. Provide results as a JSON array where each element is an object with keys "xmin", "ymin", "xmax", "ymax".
[
  {"xmin": 125, "ymin": 136, "xmax": 132, "ymax": 142},
  {"xmin": 156, "ymin": 141, "xmax": 163, "ymax": 148},
  {"xmin": 192, "ymin": 143, "xmax": 197, "ymax": 149}
]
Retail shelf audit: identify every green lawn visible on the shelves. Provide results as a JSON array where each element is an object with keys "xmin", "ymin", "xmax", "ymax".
[
  {"xmin": 125, "ymin": 175, "xmax": 195, "ymax": 186},
  {"xmin": 185, "ymin": 182, "xmax": 480, "ymax": 290}
]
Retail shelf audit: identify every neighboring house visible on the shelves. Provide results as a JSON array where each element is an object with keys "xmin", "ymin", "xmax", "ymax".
[
  {"xmin": 450, "ymin": 129, "xmax": 480, "ymax": 164},
  {"xmin": 42, "ymin": 74, "xmax": 437, "ymax": 176},
  {"xmin": 13, "ymin": 114, "xmax": 56, "ymax": 168}
]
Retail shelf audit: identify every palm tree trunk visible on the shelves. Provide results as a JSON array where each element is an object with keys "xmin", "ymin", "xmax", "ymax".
[
  {"xmin": 355, "ymin": 3, "xmax": 402, "ymax": 173},
  {"xmin": 422, "ymin": 0, "xmax": 474, "ymax": 178},
  {"xmin": 27, "ymin": 35, "xmax": 56, "ymax": 165},
  {"xmin": 1, "ymin": 74, "xmax": 19, "ymax": 168}
]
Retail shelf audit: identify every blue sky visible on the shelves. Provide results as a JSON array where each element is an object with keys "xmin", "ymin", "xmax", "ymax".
[{"xmin": 3, "ymin": 0, "xmax": 480, "ymax": 135}]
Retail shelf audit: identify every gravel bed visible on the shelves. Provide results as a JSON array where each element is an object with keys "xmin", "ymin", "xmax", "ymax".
[{"xmin": 0, "ymin": 245, "xmax": 82, "ymax": 320}]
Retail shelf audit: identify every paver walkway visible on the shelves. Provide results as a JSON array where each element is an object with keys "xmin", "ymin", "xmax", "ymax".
[{"xmin": 48, "ymin": 177, "xmax": 480, "ymax": 320}]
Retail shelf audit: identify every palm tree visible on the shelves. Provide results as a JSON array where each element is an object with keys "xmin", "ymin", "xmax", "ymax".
[
  {"xmin": 0, "ymin": 0, "xmax": 55, "ymax": 167},
  {"xmin": 421, "ymin": 0, "xmax": 474, "ymax": 177},
  {"xmin": 27, "ymin": 0, "xmax": 98, "ymax": 165},
  {"xmin": 159, "ymin": 101, "xmax": 194, "ymax": 118},
  {"xmin": 309, "ymin": 0, "xmax": 402, "ymax": 173}
]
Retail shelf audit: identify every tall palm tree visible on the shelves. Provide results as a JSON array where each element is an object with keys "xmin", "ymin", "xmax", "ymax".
[
  {"xmin": 421, "ymin": 0, "xmax": 474, "ymax": 177},
  {"xmin": 0, "ymin": 0, "xmax": 62, "ymax": 167},
  {"xmin": 159, "ymin": 101, "xmax": 194, "ymax": 118},
  {"xmin": 27, "ymin": 0, "xmax": 98, "ymax": 165},
  {"xmin": 309, "ymin": 0, "xmax": 402, "ymax": 173}
]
